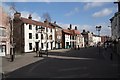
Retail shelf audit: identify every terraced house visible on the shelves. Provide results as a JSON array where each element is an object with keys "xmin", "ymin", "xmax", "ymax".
[
  {"xmin": 49, "ymin": 21, "xmax": 63, "ymax": 49},
  {"xmin": 62, "ymin": 24, "xmax": 84, "ymax": 49},
  {"xmin": 13, "ymin": 12, "xmax": 55, "ymax": 53}
]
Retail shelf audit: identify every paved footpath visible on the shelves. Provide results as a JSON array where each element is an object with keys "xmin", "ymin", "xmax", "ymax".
[
  {"xmin": 2, "ymin": 49, "xmax": 70, "ymax": 75},
  {"xmin": 2, "ymin": 52, "xmax": 44, "ymax": 74}
]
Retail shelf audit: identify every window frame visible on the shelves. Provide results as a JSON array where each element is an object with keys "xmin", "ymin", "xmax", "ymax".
[
  {"xmin": 29, "ymin": 33, "xmax": 32, "ymax": 39},
  {"xmin": 29, "ymin": 24, "xmax": 32, "ymax": 30}
]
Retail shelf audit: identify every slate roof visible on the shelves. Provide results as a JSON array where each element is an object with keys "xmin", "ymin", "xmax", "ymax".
[{"xmin": 20, "ymin": 17, "xmax": 53, "ymax": 28}]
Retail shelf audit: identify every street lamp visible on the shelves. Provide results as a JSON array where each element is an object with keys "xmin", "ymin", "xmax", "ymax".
[
  {"xmin": 96, "ymin": 26, "xmax": 102, "ymax": 54},
  {"xmin": 36, "ymin": 26, "xmax": 45, "ymax": 57}
]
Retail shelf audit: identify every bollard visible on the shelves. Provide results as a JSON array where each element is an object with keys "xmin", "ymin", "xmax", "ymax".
[
  {"xmin": 10, "ymin": 54, "xmax": 14, "ymax": 62},
  {"xmin": 1, "ymin": 72, "xmax": 5, "ymax": 80},
  {"xmin": 110, "ymin": 53, "xmax": 113, "ymax": 60}
]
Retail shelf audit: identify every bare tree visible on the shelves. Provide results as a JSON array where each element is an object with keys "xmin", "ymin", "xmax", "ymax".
[
  {"xmin": 8, "ymin": 2, "xmax": 17, "ymax": 62},
  {"xmin": 42, "ymin": 12, "xmax": 52, "ymax": 22}
]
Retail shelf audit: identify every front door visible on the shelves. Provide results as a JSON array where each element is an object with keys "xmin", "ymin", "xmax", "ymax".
[{"xmin": 58, "ymin": 43, "xmax": 60, "ymax": 49}]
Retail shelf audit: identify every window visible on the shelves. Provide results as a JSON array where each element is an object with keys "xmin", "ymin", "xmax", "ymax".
[
  {"xmin": 41, "ymin": 34, "xmax": 43, "ymax": 39},
  {"xmin": 0, "ymin": 45, "xmax": 5, "ymax": 53},
  {"xmin": 36, "ymin": 34, "xmax": 38, "ymax": 39},
  {"xmin": 51, "ymin": 28, "xmax": 52, "ymax": 32},
  {"xmin": 29, "ymin": 43, "xmax": 32, "ymax": 50},
  {"xmin": 72, "ymin": 36, "xmax": 74, "ymax": 40},
  {"xmin": 29, "ymin": 24, "xmax": 32, "ymax": 30},
  {"xmin": 46, "ymin": 28, "xmax": 48, "ymax": 32},
  {"xmin": 49, "ymin": 35, "xmax": 52, "ymax": 40},
  {"xmin": 29, "ymin": 33, "xmax": 32, "ymax": 39},
  {"xmin": 0, "ymin": 28, "xmax": 6, "ymax": 37},
  {"xmin": 41, "ymin": 43, "xmax": 43, "ymax": 48},
  {"xmin": 36, "ymin": 25, "xmax": 38, "ymax": 30},
  {"xmin": 47, "ymin": 43, "xmax": 48, "ymax": 48}
]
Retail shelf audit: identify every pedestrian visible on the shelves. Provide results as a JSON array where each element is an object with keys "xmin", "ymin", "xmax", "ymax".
[
  {"xmin": 78, "ymin": 45, "xmax": 79, "ymax": 50},
  {"xmin": 45, "ymin": 49, "xmax": 48, "ymax": 57},
  {"xmin": 104, "ymin": 43, "xmax": 107, "ymax": 51},
  {"xmin": 39, "ymin": 48, "xmax": 42, "ymax": 57}
]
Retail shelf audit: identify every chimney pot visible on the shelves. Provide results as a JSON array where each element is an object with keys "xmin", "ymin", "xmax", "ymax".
[
  {"xmin": 70, "ymin": 24, "xmax": 72, "ymax": 29},
  {"xmin": 14, "ymin": 12, "xmax": 21, "ymax": 19},
  {"xmin": 54, "ymin": 21, "xmax": 56, "ymax": 24},
  {"xmin": 28, "ymin": 14, "xmax": 32, "ymax": 19},
  {"xmin": 75, "ymin": 26, "xmax": 77, "ymax": 30}
]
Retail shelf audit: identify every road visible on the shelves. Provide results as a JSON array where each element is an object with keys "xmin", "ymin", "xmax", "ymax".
[{"xmin": 4, "ymin": 47, "xmax": 119, "ymax": 78}]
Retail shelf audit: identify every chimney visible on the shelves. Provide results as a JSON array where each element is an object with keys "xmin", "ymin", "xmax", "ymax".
[
  {"xmin": 44, "ymin": 19, "xmax": 48, "ymax": 23},
  {"xmin": 28, "ymin": 14, "xmax": 32, "ymax": 19},
  {"xmin": 14, "ymin": 12, "xmax": 21, "ymax": 19},
  {"xmin": 70, "ymin": 24, "xmax": 72, "ymax": 29},
  {"xmin": 75, "ymin": 26, "xmax": 77, "ymax": 30},
  {"xmin": 54, "ymin": 21, "xmax": 56, "ymax": 24},
  {"xmin": 83, "ymin": 29, "xmax": 85, "ymax": 32}
]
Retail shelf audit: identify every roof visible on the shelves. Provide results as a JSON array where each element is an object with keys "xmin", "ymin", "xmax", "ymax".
[
  {"xmin": 50, "ymin": 23, "xmax": 62, "ymax": 29},
  {"xmin": 72, "ymin": 30, "xmax": 80, "ymax": 35},
  {"xmin": 20, "ymin": 17, "xmax": 53, "ymax": 28},
  {"xmin": 63, "ymin": 29, "xmax": 80, "ymax": 35},
  {"xmin": 63, "ymin": 29, "xmax": 73, "ymax": 35}
]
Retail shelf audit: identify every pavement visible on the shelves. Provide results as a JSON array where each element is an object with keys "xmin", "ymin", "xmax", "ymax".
[
  {"xmin": 2, "ymin": 47, "xmax": 120, "ymax": 78},
  {"xmin": 2, "ymin": 52, "xmax": 44, "ymax": 74},
  {"xmin": 2, "ymin": 49, "xmax": 70, "ymax": 74}
]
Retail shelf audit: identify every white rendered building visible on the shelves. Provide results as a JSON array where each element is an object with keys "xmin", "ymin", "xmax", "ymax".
[{"xmin": 13, "ymin": 13, "xmax": 55, "ymax": 53}]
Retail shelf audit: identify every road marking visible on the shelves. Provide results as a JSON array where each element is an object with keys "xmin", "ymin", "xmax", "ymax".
[{"xmin": 48, "ymin": 55, "xmax": 94, "ymax": 60}]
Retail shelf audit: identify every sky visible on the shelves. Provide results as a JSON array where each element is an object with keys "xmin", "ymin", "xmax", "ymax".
[{"xmin": 1, "ymin": 0, "xmax": 118, "ymax": 36}]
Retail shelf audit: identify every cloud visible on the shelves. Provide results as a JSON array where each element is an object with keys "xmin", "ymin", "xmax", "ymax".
[
  {"xmin": 92, "ymin": 8, "xmax": 113, "ymax": 18},
  {"xmin": 84, "ymin": 2, "xmax": 105, "ymax": 10},
  {"xmin": 82, "ymin": 0, "xmax": 114, "ymax": 2},
  {"xmin": 21, "ymin": 11, "xmax": 41, "ymax": 21},
  {"xmin": 65, "ymin": 7, "xmax": 80, "ymax": 16},
  {"xmin": 2, "ymin": 0, "xmax": 114, "ymax": 2}
]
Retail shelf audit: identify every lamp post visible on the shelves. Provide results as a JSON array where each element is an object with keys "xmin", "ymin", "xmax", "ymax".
[
  {"xmin": 37, "ymin": 26, "xmax": 45, "ymax": 57},
  {"xmin": 96, "ymin": 26, "xmax": 102, "ymax": 54}
]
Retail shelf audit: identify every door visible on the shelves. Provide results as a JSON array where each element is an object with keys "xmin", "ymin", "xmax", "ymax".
[{"xmin": 58, "ymin": 43, "xmax": 60, "ymax": 49}]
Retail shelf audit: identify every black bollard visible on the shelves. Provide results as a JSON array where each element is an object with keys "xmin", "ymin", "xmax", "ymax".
[
  {"xmin": 11, "ymin": 54, "xmax": 14, "ymax": 62},
  {"xmin": 110, "ymin": 53, "xmax": 113, "ymax": 60}
]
